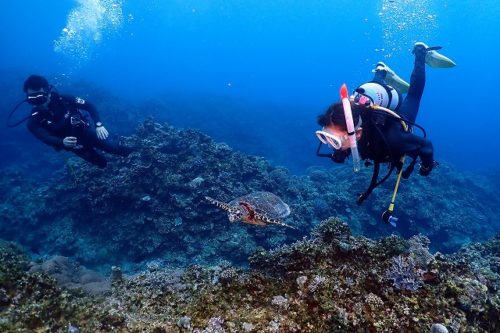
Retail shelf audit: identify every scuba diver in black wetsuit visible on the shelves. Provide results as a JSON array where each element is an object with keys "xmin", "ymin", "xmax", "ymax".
[
  {"xmin": 19, "ymin": 75, "xmax": 133, "ymax": 168},
  {"xmin": 315, "ymin": 42, "xmax": 456, "ymax": 225}
]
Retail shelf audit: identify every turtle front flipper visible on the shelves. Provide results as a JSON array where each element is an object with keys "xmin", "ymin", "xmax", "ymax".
[
  {"xmin": 205, "ymin": 196, "xmax": 244, "ymax": 222},
  {"xmin": 205, "ymin": 196, "xmax": 232, "ymax": 212}
]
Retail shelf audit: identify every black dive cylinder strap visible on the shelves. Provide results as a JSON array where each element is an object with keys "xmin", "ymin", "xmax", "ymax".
[
  {"xmin": 357, "ymin": 162, "xmax": 395, "ymax": 205},
  {"xmin": 357, "ymin": 111, "xmax": 423, "ymax": 203},
  {"xmin": 6, "ymin": 99, "xmax": 31, "ymax": 128}
]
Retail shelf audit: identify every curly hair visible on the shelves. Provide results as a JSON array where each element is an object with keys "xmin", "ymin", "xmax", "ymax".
[{"xmin": 317, "ymin": 102, "xmax": 364, "ymax": 130}]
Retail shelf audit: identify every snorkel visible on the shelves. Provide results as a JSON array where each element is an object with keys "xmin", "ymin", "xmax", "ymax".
[{"xmin": 340, "ymin": 84, "xmax": 361, "ymax": 172}]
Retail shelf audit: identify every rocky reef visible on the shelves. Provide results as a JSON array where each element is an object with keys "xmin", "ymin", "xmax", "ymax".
[
  {"xmin": 1, "ymin": 218, "xmax": 498, "ymax": 332},
  {"xmin": 1, "ymin": 118, "xmax": 321, "ymax": 268},
  {"xmin": 1, "ymin": 118, "xmax": 499, "ymax": 271}
]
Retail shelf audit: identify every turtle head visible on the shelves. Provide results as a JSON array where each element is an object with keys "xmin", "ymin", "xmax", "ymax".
[{"xmin": 228, "ymin": 206, "xmax": 246, "ymax": 222}]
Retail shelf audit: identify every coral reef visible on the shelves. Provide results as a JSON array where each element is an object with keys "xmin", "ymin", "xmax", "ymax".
[
  {"xmin": 0, "ymin": 118, "xmax": 499, "ymax": 270},
  {"xmin": 1, "ymin": 119, "xmax": 318, "ymax": 268},
  {"xmin": 306, "ymin": 164, "xmax": 500, "ymax": 253},
  {"xmin": 29, "ymin": 255, "xmax": 110, "ymax": 295},
  {"xmin": 0, "ymin": 219, "xmax": 498, "ymax": 332}
]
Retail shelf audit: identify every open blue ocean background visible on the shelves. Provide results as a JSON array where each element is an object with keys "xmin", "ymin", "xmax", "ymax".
[{"xmin": 1, "ymin": 0, "xmax": 499, "ymax": 174}]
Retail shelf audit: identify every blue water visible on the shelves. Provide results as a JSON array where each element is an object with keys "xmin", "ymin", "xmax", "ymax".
[{"xmin": 1, "ymin": 0, "xmax": 499, "ymax": 172}]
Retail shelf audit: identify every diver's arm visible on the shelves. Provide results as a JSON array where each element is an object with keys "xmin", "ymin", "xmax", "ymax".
[
  {"xmin": 414, "ymin": 136, "xmax": 435, "ymax": 176},
  {"xmin": 400, "ymin": 133, "xmax": 434, "ymax": 174},
  {"xmin": 64, "ymin": 95, "xmax": 102, "ymax": 123},
  {"xmin": 27, "ymin": 119, "xmax": 65, "ymax": 149},
  {"xmin": 416, "ymin": 137, "xmax": 434, "ymax": 168},
  {"xmin": 78, "ymin": 100, "xmax": 101, "ymax": 124},
  {"xmin": 386, "ymin": 129, "xmax": 434, "ymax": 172},
  {"xmin": 71, "ymin": 96, "xmax": 109, "ymax": 139}
]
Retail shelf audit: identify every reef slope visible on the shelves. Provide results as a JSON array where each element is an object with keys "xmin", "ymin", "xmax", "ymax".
[{"xmin": 0, "ymin": 218, "xmax": 498, "ymax": 332}]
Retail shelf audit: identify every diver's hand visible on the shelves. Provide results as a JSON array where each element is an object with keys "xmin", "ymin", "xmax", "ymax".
[
  {"xmin": 419, "ymin": 161, "xmax": 439, "ymax": 176},
  {"xmin": 63, "ymin": 136, "xmax": 78, "ymax": 149},
  {"xmin": 419, "ymin": 165, "xmax": 431, "ymax": 176},
  {"xmin": 96, "ymin": 123, "xmax": 109, "ymax": 140}
]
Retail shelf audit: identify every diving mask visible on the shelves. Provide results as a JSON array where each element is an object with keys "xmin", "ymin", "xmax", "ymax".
[
  {"xmin": 315, "ymin": 128, "xmax": 347, "ymax": 150},
  {"xmin": 27, "ymin": 91, "xmax": 49, "ymax": 106}
]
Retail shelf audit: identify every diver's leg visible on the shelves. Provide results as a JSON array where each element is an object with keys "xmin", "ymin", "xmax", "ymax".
[
  {"xmin": 93, "ymin": 137, "xmax": 134, "ymax": 156},
  {"xmin": 72, "ymin": 148, "xmax": 107, "ymax": 168},
  {"xmin": 81, "ymin": 128, "xmax": 133, "ymax": 157},
  {"xmin": 398, "ymin": 44, "xmax": 427, "ymax": 123},
  {"xmin": 371, "ymin": 67, "xmax": 386, "ymax": 84}
]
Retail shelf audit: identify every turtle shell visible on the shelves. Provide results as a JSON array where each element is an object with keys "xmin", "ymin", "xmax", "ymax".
[{"xmin": 228, "ymin": 191, "xmax": 290, "ymax": 221}]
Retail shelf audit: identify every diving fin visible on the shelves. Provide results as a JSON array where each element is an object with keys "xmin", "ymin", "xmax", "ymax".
[
  {"xmin": 382, "ymin": 210, "xmax": 398, "ymax": 227},
  {"xmin": 373, "ymin": 62, "xmax": 410, "ymax": 94},
  {"xmin": 415, "ymin": 42, "xmax": 456, "ymax": 68},
  {"xmin": 427, "ymin": 46, "xmax": 443, "ymax": 51}
]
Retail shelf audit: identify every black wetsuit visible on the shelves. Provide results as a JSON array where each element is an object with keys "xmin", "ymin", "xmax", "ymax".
[
  {"xmin": 27, "ymin": 93, "xmax": 132, "ymax": 168},
  {"xmin": 357, "ymin": 48, "xmax": 433, "ymax": 172}
]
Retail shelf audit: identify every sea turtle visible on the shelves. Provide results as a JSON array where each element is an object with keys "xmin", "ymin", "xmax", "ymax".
[{"xmin": 205, "ymin": 191, "xmax": 295, "ymax": 229}]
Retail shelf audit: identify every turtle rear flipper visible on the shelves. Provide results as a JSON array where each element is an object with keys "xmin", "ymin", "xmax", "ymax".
[
  {"xmin": 257, "ymin": 214, "xmax": 297, "ymax": 230},
  {"xmin": 264, "ymin": 219, "xmax": 297, "ymax": 230}
]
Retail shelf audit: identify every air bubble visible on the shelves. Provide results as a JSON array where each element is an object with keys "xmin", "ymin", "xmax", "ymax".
[
  {"xmin": 378, "ymin": 0, "xmax": 438, "ymax": 59},
  {"xmin": 54, "ymin": 0, "xmax": 123, "ymax": 63}
]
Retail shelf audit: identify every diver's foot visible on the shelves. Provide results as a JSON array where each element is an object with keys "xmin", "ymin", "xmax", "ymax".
[
  {"xmin": 373, "ymin": 61, "xmax": 388, "ymax": 73},
  {"xmin": 413, "ymin": 42, "xmax": 456, "ymax": 68},
  {"xmin": 373, "ymin": 62, "xmax": 410, "ymax": 94},
  {"xmin": 413, "ymin": 42, "xmax": 428, "ymax": 59}
]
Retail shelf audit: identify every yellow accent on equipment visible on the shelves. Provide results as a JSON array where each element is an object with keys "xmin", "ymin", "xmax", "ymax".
[{"xmin": 370, "ymin": 105, "xmax": 410, "ymax": 219}]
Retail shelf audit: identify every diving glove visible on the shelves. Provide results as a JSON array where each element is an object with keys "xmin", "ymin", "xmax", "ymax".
[
  {"xmin": 96, "ymin": 122, "xmax": 109, "ymax": 140},
  {"xmin": 419, "ymin": 160, "xmax": 439, "ymax": 176}
]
